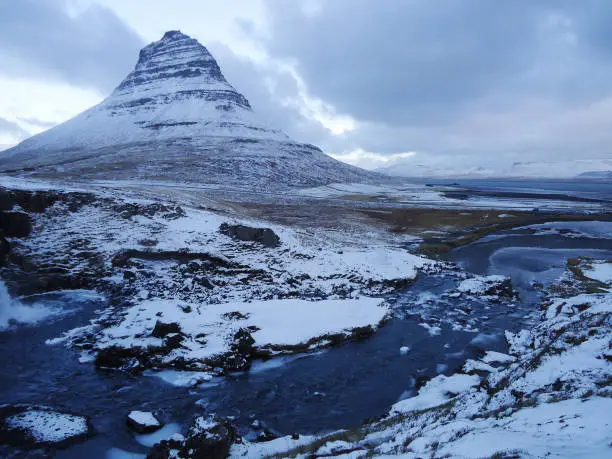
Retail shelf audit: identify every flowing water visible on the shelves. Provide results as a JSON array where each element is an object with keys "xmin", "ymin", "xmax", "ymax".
[{"xmin": 1, "ymin": 221, "xmax": 611, "ymax": 458}]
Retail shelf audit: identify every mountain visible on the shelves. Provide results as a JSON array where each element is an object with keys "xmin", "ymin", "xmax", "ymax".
[
  {"xmin": 0, "ymin": 31, "xmax": 375, "ymax": 189},
  {"xmin": 377, "ymin": 157, "xmax": 612, "ymax": 179},
  {"xmin": 577, "ymin": 170, "xmax": 612, "ymax": 179}
]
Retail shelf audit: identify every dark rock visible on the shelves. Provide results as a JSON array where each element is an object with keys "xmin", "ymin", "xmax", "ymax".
[
  {"xmin": 0, "ymin": 188, "xmax": 94, "ymax": 213},
  {"xmin": 232, "ymin": 328, "xmax": 255, "ymax": 356},
  {"xmin": 222, "ymin": 311, "xmax": 250, "ymax": 320},
  {"xmin": 484, "ymin": 278, "xmax": 517, "ymax": 299},
  {"xmin": 164, "ymin": 333, "xmax": 185, "ymax": 350},
  {"xmin": 113, "ymin": 202, "xmax": 185, "ymax": 220},
  {"xmin": 219, "ymin": 223, "xmax": 280, "ymax": 248},
  {"xmin": 184, "ymin": 416, "xmax": 237, "ymax": 459},
  {"xmin": 126, "ymin": 411, "xmax": 162, "ymax": 434},
  {"xmin": 94, "ymin": 346, "xmax": 144, "ymax": 369},
  {"xmin": 111, "ymin": 249, "xmax": 235, "ymax": 269},
  {"xmin": 147, "ymin": 442, "xmax": 172, "ymax": 459},
  {"xmin": 0, "ymin": 234, "xmax": 9, "ymax": 265},
  {"xmin": 0, "ymin": 211, "xmax": 32, "ymax": 237},
  {"xmin": 148, "ymin": 416, "xmax": 236, "ymax": 459},
  {"xmin": 152, "ymin": 321, "xmax": 181, "ymax": 338},
  {"xmin": 195, "ymin": 276, "xmax": 214, "ymax": 289}
]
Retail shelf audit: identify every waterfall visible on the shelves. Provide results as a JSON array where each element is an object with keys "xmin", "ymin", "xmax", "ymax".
[{"xmin": 0, "ymin": 280, "xmax": 52, "ymax": 330}]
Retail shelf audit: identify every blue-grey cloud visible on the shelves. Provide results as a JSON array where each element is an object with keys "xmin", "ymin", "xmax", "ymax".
[
  {"xmin": 210, "ymin": 42, "xmax": 331, "ymax": 146},
  {"xmin": 0, "ymin": 118, "xmax": 29, "ymax": 140},
  {"xmin": 256, "ymin": 0, "xmax": 612, "ymax": 128},
  {"xmin": 0, "ymin": 0, "xmax": 144, "ymax": 94}
]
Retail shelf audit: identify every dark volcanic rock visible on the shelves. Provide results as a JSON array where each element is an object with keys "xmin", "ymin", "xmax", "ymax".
[
  {"xmin": 148, "ymin": 415, "xmax": 237, "ymax": 459},
  {"xmin": 94, "ymin": 346, "xmax": 146, "ymax": 370},
  {"xmin": 219, "ymin": 223, "xmax": 280, "ymax": 248},
  {"xmin": 0, "ymin": 211, "xmax": 32, "ymax": 237},
  {"xmin": 151, "ymin": 320, "xmax": 182, "ymax": 338},
  {"xmin": 126, "ymin": 411, "xmax": 162, "ymax": 434},
  {"xmin": 111, "ymin": 249, "xmax": 235, "ymax": 269},
  {"xmin": 484, "ymin": 278, "xmax": 517, "ymax": 299},
  {"xmin": 0, "ymin": 233, "xmax": 9, "ymax": 265}
]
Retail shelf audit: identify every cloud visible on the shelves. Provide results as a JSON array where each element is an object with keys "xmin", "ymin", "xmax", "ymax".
[
  {"xmin": 244, "ymin": 0, "xmax": 612, "ymax": 166},
  {"xmin": 0, "ymin": 0, "xmax": 144, "ymax": 94},
  {"xmin": 210, "ymin": 42, "xmax": 339, "ymax": 147},
  {"xmin": 0, "ymin": 117, "xmax": 29, "ymax": 140}
]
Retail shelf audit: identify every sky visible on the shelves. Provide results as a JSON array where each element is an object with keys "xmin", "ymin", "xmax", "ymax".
[{"xmin": 1, "ymin": 0, "xmax": 611, "ymax": 175}]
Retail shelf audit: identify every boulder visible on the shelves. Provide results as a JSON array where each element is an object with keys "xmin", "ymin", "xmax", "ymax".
[
  {"xmin": 0, "ymin": 405, "xmax": 92, "ymax": 449},
  {"xmin": 219, "ymin": 223, "xmax": 280, "ymax": 248},
  {"xmin": 0, "ymin": 211, "xmax": 32, "ymax": 238},
  {"xmin": 94, "ymin": 345, "xmax": 143, "ymax": 369},
  {"xmin": 126, "ymin": 411, "xmax": 162, "ymax": 434},
  {"xmin": 152, "ymin": 321, "xmax": 181, "ymax": 338},
  {"xmin": 149, "ymin": 416, "xmax": 237, "ymax": 459}
]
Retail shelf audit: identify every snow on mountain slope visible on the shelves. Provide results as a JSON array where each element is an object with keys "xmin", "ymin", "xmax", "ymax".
[
  {"xmin": 0, "ymin": 31, "xmax": 375, "ymax": 189},
  {"xmin": 377, "ymin": 157, "xmax": 612, "ymax": 179}
]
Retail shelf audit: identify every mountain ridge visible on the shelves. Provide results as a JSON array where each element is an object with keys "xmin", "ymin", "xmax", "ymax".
[{"xmin": 0, "ymin": 31, "xmax": 376, "ymax": 189}]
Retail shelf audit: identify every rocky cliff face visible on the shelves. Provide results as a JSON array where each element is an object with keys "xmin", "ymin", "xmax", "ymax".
[{"xmin": 0, "ymin": 31, "xmax": 375, "ymax": 189}]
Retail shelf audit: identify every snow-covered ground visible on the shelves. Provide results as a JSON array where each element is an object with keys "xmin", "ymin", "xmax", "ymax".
[
  {"xmin": 584, "ymin": 260, "xmax": 612, "ymax": 286},
  {"xmin": 2, "ymin": 179, "xmax": 430, "ymax": 375},
  {"xmin": 230, "ymin": 263, "xmax": 612, "ymax": 458}
]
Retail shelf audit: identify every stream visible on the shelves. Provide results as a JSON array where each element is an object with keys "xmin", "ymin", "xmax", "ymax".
[{"xmin": 1, "ymin": 221, "xmax": 611, "ymax": 458}]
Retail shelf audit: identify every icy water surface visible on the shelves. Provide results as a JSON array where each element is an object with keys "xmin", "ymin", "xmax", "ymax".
[{"xmin": 1, "ymin": 222, "xmax": 611, "ymax": 457}]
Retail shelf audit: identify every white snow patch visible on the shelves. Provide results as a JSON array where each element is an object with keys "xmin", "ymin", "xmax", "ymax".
[
  {"xmin": 481, "ymin": 351, "xmax": 517, "ymax": 365},
  {"xmin": 457, "ymin": 275, "xmax": 508, "ymax": 295},
  {"xmin": 399, "ymin": 346, "xmax": 411, "ymax": 355},
  {"xmin": 584, "ymin": 260, "xmax": 612, "ymax": 285},
  {"xmin": 391, "ymin": 374, "xmax": 480, "ymax": 414},
  {"xmin": 127, "ymin": 411, "xmax": 160, "ymax": 429},
  {"xmin": 5, "ymin": 410, "xmax": 88, "ymax": 443},
  {"xmin": 96, "ymin": 297, "xmax": 388, "ymax": 363},
  {"xmin": 437, "ymin": 397, "xmax": 612, "ymax": 459}
]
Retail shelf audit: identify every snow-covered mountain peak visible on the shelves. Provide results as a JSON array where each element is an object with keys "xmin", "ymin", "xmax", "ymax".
[
  {"xmin": 0, "ymin": 31, "xmax": 377, "ymax": 188},
  {"xmin": 114, "ymin": 30, "xmax": 249, "ymax": 109}
]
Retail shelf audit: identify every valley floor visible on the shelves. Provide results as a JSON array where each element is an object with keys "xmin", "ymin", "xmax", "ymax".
[{"xmin": 0, "ymin": 176, "xmax": 610, "ymax": 458}]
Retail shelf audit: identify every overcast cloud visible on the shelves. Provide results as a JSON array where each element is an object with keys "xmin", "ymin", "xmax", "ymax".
[{"xmin": 0, "ymin": 0, "xmax": 143, "ymax": 94}]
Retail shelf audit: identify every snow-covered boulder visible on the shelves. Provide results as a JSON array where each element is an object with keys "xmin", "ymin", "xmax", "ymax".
[
  {"xmin": 457, "ymin": 275, "xmax": 516, "ymax": 299},
  {"xmin": 0, "ymin": 405, "xmax": 91, "ymax": 449},
  {"xmin": 148, "ymin": 415, "xmax": 236, "ymax": 459},
  {"xmin": 126, "ymin": 410, "xmax": 162, "ymax": 434}
]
